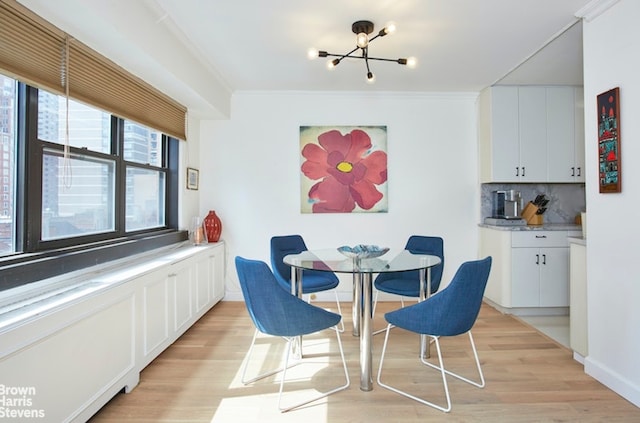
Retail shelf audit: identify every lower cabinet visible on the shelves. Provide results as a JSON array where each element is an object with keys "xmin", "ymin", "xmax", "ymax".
[
  {"xmin": 480, "ymin": 227, "xmax": 581, "ymax": 312},
  {"xmin": 0, "ymin": 241, "xmax": 225, "ymax": 423},
  {"xmin": 140, "ymin": 243, "xmax": 225, "ymax": 368},
  {"xmin": 511, "ymin": 246, "xmax": 569, "ymax": 307}
]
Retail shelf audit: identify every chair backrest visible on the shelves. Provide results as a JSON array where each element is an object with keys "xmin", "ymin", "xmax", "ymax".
[
  {"xmin": 235, "ymin": 256, "xmax": 340, "ymax": 337},
  {"xmin": 270, "ymin": 234, "xmax": 309, "ymax": 290},
  {"xmin": 377, "ymin": 235, "xmax": 445, "ymax": 294},
  {"xmin": 424, "ymin": 256, "xmax": 492, "ymax": 336}
]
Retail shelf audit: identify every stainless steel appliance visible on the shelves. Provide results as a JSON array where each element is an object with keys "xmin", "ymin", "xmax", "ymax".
[{"xmin": 491, "ymin": 190, "xmax": 522, "ymax": 219}]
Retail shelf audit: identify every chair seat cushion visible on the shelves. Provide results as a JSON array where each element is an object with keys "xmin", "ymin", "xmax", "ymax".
[
  {"xmin": 299, "ymin": 270, "xmax": 339, "ymax": 293},
  {"xmin": 374, "ymin": 278, "xmax": 420, "ymax": 297}
]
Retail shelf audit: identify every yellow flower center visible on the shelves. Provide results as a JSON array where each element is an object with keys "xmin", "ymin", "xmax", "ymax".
[{"xmin": 336, "ymin": 161, "xmax": 353, "ymax": 173}]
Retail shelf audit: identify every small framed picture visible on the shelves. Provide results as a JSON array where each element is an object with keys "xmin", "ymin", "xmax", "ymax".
[{"xmin": 187, "ymin": 167, "xmax": 199, "ymax": 190}]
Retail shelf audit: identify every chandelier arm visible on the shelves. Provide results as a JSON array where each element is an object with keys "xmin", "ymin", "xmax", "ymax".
[
  {"xmin": 323, "ymin": 46, "xmax": 360, "ymax": 60},
  {"xmin": 366, "ymin": 56, "xmax": 408, "ymax": 64},
  {"xmin": 367, "ymin": 33, "xmax": 382, "ymax": 44},
  {"xmin": 324, "ymin": 53, "xmax": 366, "ymax": 60}
]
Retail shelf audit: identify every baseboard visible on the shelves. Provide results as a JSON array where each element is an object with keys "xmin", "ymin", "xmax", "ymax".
[{"xmin": 585, "ymin": 356, "xmax": 640, "ymax": 408}]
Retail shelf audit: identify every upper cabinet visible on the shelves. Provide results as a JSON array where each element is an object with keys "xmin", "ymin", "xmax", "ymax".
[{"xmin": 479, "ymin": 85, "xmax": 585, "ymax": 183}]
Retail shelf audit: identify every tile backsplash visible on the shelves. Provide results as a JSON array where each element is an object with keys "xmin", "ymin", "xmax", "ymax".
[{"xmin": 481, "ymin": 183, "xmax": 586, "ymax": 224}]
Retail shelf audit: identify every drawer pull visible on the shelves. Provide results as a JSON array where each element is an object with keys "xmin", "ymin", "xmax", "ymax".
[{"xmin": 535, "ymin": 235, "xmax": 547, "ymax": 239}]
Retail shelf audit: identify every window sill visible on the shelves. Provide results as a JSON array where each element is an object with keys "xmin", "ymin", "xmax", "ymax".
[{"xmin": 0, "ymin": 230, "xmax": 188, "ymax": 296}]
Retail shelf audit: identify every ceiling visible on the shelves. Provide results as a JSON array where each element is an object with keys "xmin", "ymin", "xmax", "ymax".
[{"xmin": 18, "ymin": 0, "xmax": 592, "ymax": 118}]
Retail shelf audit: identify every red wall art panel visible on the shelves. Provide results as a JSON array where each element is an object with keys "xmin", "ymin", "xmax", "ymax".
[{"xmin": 597, "ymin": 87, "xmax": 621, "ymax": 193}]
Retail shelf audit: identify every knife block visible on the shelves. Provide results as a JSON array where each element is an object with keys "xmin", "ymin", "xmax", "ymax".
[{"xmin": 521, "ymin": 202, "xmax": 544, "ymax": 225}]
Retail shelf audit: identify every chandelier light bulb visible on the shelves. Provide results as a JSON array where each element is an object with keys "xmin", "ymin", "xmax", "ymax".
[
  {"xmin": 307, "ymin": 48, "xmax": 319, "ymax": 60},
  {"xmin": 384, "ymin": 22, "xmax": 397, "ymax": 36},
  {"xmin": 366, "ymin": 72, "xmax": 376, "ymax": 84},
  {"xmin": 356, "ymin": 32, "xmax": 369, "ymax": 48},
  {"xmin": 406, "ymin": 56, "xmax": 417, "ymax": 68},
  {"xmin": 327, "ymin": 58, "xmax": 340, "ymax": 70}
]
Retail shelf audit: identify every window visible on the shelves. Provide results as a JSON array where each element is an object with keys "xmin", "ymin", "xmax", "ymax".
[
  {"xmin": 0, "ymin": 75, "xmax": 182, "ymax": 291},
  {"xmin": 41, "ymin": 149, "xmax": 116, "ymax": 240},
  {"xmin": 0, "ymin": 75, "xmax": 16, "ymax": 257}
]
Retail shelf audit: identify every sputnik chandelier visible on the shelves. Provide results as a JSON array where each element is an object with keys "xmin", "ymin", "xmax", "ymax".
[{"xmin": 308, "ymin": 20, "xmax": 416, "ymax": 83}]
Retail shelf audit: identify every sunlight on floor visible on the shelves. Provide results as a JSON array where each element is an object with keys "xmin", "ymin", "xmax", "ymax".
[{"xmin": 220, "ymin": 332, "xmax": 336, "ymax": 421}]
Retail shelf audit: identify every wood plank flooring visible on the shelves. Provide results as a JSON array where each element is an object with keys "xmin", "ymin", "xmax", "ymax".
[{"xmin": 89, "ymin": 301, "xmax": 640, "ymax": 422}]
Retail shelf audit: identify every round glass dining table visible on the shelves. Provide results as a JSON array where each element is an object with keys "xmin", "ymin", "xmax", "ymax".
[{"xmin": 284, "ymin": 248, "xmax": 442, "ymax": 391}]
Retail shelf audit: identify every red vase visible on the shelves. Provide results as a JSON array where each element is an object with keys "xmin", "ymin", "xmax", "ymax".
[{"xmin": 203, "ymin": 210, "xmax": 222, "ymax": 243}]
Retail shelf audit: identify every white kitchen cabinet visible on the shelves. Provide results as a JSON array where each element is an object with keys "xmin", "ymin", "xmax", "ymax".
[
  {"xmin": 479, "ymin": 85, "xmax": 585, "ymax": 183},
  {"xmin": 511, "ymin": 246, "xmax": 569, "ymax": 307},
  {"xmin": 480, "ymin": 227, "xmax": 579, "ymax": 312},
  {"xmin": 547, "ymin": 87, "xmax": 585, "ymax": 182},
  {"xmin": 518, "ymin": 86, "xmax": 548, "ymax": 182},
  {"xmin": 479, "ymin": 86, "xmax": 520, "ymax": 182}
]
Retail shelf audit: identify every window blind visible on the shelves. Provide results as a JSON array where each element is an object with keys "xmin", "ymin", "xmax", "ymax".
[{"xmin": 0, "ymin": 0, "xmax": 187, "ymax": 140}]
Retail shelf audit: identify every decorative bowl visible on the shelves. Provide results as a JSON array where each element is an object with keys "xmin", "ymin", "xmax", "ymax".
[{"xmin": 337, "ymin": 244, "xmax": 390, "ymax": 259}]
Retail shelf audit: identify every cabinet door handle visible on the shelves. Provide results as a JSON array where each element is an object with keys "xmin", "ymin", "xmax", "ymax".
[
  {"xmin": 577, "ymin": 167, "xmax": 581, "ymax": 177},
  {"xmin": 536, "ymin": 254, "xmax": 539, "ymax": 265},
  {"xmin": 542, "ymin": 254, "xmax": 546, "ymax": 265},
  {"xmin": 516, "ymin": 167, "xmax": 519, "ymax": 177},
  {"xmin": 522, "ymin": 166, "xmax": 525, "ymax": 177},
  {"xmin": 571, "ymin": 167, "xmax": 575, "ymax": 176},
  {"xmin": 535, "ymin": 235, "xmax": 547, "ymax": 239}
]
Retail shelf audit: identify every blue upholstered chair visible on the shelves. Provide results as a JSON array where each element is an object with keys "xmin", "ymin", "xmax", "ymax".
[
  {"xmin": 377, "ymin": 256, "xmax": 492, "ymax": 412},
  {"xmin": 271, "ymin": 235, "xmax": 344, "ymax": 331},
  {"xmin": 373, "ymin": 235, "xmax": 444, "ymax": 314},
  {"xmin": 235, "ymin": 256, "xmax": 350, "ymax": 412}
]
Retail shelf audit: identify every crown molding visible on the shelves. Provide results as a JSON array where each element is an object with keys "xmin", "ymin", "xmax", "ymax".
[{"xmin": 575, "ymin": 0, "xmax": 620, "ymax": 22}]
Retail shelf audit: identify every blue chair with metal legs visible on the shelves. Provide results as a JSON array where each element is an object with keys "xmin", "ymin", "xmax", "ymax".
[
  {"xmin": 271, "ymin": 234, "xmax": 344, "ymax": 332},
  {"xmin": 377, "ymin": 256, "xmax": 492, "ymax": 413},
  {"xmin": 235, "ymin": 256, "xmax": 350, "ymax": 412},
  {"xmin": 373, "ymin": 235, "xmax": 444, "ymax": 316}
]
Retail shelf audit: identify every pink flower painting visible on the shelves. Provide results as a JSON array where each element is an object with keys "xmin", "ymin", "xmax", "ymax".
[{"xmin": 300, "ymin": 126, "xmax": 388, "ymax": 213}]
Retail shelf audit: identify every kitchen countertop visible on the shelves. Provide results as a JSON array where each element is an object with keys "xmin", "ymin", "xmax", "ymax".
[
  {"xmin": 479, "ymin": 223, "xmax": 582, "ymax": 231},
  {"xmin": 568, "ymin": 236, "xmax": 587, "ymax": 246}
]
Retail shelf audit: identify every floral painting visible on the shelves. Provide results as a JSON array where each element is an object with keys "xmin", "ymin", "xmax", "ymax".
[{"xmin": 300, "ymin": 125, "xmax": 388, "ymax": 213}]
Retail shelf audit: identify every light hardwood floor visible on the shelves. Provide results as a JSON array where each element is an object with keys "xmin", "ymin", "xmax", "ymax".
[{"xmin": 89, "ymin": 301, "xmax": 640, "ymax": 422}]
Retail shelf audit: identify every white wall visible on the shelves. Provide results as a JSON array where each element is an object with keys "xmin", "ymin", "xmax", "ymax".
[
  {"xmin": 178, "ymin": 115, "xmax": 203, "ymax": 231},
  {"xmin": 198, "ymin": 91, "xmax": 480, "ymax": 300},
  {"xmin": 582, "ymin": 0, "xmax": 640, "ymax": 407}
]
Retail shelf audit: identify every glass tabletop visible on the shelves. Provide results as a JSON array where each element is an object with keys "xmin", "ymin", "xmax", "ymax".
[{"xmin": 283, "ymin": 248, "xmax": 441, "ymax": 274}]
